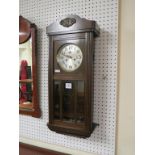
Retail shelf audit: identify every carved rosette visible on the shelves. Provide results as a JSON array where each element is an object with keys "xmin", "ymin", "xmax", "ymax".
[{"xmin": 60, "ymin": 18, "xmax": 76, "ymax": 27}]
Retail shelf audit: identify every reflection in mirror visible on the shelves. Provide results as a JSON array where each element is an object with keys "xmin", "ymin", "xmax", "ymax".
[
  {"xmin": 19, "ymin": 37, "xmax": 33, "ymax": 109},
  {"xmin": 19, "ymin": 15, "xmax": 40, "ymax": 117}
]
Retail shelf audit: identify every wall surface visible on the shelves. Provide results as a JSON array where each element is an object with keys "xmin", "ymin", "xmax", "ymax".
[
  {"xmin": 116, "ymin": 0, "xmax": 135, "ymax": 155},
  {"xmin": 19, "ymin": 1, "xmax": 118, "ymax": 155}
]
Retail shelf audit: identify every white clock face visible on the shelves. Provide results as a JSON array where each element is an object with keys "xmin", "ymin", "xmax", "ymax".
[{"xmin": 56, "ymin": 44, "xmax": 83, "ymax": 72}]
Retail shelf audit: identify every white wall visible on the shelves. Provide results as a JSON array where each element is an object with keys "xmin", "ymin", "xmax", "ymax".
[{"xmin": 19, "ymin": 0, "xmax": 119, "ymax": 155}]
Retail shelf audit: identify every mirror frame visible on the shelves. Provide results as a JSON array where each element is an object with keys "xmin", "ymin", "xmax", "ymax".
[{"xmin": 19, "ymin": 15, "xmax": 41, "ymax": 117}]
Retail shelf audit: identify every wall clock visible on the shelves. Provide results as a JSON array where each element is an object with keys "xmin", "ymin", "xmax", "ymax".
[{"xmin": 46, "ymin": 15, "xmax": 99, "ymax": 137}]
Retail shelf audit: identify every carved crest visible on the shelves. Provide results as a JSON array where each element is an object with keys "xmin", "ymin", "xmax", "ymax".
[{"xmin": 60, "ymin": 18, "xmax": 76, "ymax": 27}]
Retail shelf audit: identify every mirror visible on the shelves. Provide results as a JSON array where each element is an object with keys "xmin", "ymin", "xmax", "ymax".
[{"xmin": 19, "ymin": 16, "xmax": 41, "ymax": 117}]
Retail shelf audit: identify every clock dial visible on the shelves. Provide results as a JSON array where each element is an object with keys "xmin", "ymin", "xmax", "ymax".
[{"xmin": 56, "ymin": 44, "xmax": 83, "ymax": 72}]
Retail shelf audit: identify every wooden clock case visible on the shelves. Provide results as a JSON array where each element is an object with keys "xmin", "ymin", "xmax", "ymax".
[{"xmin": 46, "ymin": 15, "xmax": 99, "ymax": 137}]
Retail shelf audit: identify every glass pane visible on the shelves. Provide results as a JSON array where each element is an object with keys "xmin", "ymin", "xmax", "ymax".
[
  {"xmin": 62, "ymin": 81, "xmax": 75, "ymax": 123},
  {"xmin": 19, "ymin": 82, "xmax": 33, "ymax": 109},
  {"xmin": 76, "ymin": 81, "xmax": 85, "ymax": 123},
  {"xmin": 19, "ymin": 37, "xmax": 33, "ymax": 109},
  {"xmin": 53, "ymin": 81, "xmax": 61, "ymax": 119},
  {"xmin": 19, "ymin": 37, "xmax": 32, "ymax": 80},
  {"xmin": 53, "ymin": 80, "xmax": 85, "ymax": 124}
]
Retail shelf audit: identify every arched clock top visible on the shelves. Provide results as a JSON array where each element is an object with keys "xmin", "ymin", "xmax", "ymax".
[{"xmin": 46, "ymin": 15, "xmax": 100, "ymax": 36}]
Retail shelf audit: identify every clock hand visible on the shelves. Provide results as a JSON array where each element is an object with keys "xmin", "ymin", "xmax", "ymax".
[{"xmin": 61, "ymin": 53, "xmax": 73, "ymax": 59}]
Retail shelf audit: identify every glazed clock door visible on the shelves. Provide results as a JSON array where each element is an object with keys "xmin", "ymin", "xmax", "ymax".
[
  {"xmin": 53, "ymin": 80, "xmax": 85, "ymax": 124},
  {"xmin": 51, "ymin": 34, "xmax": 87, "ymax": 132}
]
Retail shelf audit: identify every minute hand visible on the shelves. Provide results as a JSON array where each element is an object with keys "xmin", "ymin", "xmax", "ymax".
[{"xmin": 62, "ymin": 54, "xmax": 73, "ymax": 59}]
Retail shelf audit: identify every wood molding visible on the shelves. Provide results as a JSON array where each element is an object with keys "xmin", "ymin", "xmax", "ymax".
[
  {"xmin": 19, "ymin": 142, "xmax": 70, "ymax": 155},
  {"xmin": 19, "ymin": 137, "xmax": 98, "ymax": 155}
]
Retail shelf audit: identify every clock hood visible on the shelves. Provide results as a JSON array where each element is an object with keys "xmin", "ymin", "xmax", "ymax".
[{"xmin": 46, "ymin": 15, "xmax": 100, "ymax": 36}]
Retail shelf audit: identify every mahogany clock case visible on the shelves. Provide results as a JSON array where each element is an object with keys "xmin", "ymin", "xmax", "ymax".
[
  {"xmin": 47, "ymin": 15, "xmax": 99, "ymax": 137},
  {"xmin": 19, "ymin": 16, "xmax": 41, "ymax": 118}
]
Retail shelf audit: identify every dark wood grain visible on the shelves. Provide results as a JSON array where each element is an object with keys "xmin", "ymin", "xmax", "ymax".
[
  {"xmin": 46, "ymin": 15, "xmax": 100, "ymax": 36},
  {"xmin": 47, "ymin": 15, "xmax": 99, "ymax": 137},
  {"xmin": 19, "ymin": 142, "xmax": 70, "ymax": 155}
]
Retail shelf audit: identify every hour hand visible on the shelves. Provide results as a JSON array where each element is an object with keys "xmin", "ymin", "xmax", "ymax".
[{"xmin": 61, "ymin": 54, "xmax": 73, "ymax": 59}]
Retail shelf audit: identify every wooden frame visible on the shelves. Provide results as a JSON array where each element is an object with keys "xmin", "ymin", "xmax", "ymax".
[
  {"xmin": 19, "ymin": 16, "xmax": 41, "ymax": 117},
  {"xmin": 19, "ymin": 142, "xmax": 70, "ymax": 155}
]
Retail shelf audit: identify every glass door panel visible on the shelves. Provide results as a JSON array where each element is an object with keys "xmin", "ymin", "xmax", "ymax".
[
  {"xmin": 53, "ymin": 81, "xmax": 61, "ymax": 119},
  {"xmin": 76, "ymin": 81, "xmax": 85, "ymax": 123},
  {"xmin": 62, "ymin": 81, "xmax": 75, "ymax": 122},
  {"xmin": 53, "ymin": 80, "xmax": 85, "ymax": 124}
]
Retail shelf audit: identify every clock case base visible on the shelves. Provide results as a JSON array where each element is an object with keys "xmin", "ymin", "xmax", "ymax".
[{"xmin": 47, "ymin": 122, "xmax": 98, "ymax": 138}]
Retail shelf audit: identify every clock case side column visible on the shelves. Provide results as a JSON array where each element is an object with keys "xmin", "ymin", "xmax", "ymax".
[
  {"xmin": 48, "ymin": 36, "xmax": 54, "ymax": 128},
  {"xmin": 84, "ymin": 32, "xmax": 96, "ymax": 136}
]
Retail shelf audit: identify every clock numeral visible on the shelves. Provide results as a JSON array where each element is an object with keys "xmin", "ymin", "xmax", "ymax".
[
  {"xmin": 62, "ymin": 60, "xmax": 66, "ymax": 65},
  {"xmin": 60, "ymin": 55, "xmax": 64, "ymax": 59},
  {"xmin": 74, "ymin": 47, "xmax": 76, "ymax": 51},
  {"xmin": 69, "ymin": 45, "xmax": 73, "ymax": 50},
  {"xmin": 76, "ymin": 55, "xmax": 81, "ymax": 59},
  {"xmin": 62, "ymin": 51, "xmax": 66, "ymax": 55},
  {"xmin": 77, "ymin": 61, "xmax": 80, "ymax": 64}
]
